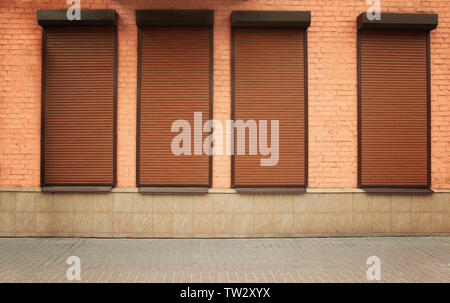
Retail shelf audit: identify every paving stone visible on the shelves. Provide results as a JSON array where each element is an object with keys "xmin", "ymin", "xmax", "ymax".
[{"xmin": 0, "ymin": 237, "xmax": 448, "ymax": 282}]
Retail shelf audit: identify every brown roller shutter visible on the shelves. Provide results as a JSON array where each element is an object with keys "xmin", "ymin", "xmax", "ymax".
[
  {"xmin": 233, "ymin": 28, "xmax": 307, "ymax": 187},
  {"xmin": 359, "ymin": 29, "xmax": 429, "ymax": 187},
  {"xmin": 43, "ymin": 26, "xmax": 116, "ymax": 186},
  {"xmin": 137, "ymin": 27, "xmax": 211, "ymax": 187}
]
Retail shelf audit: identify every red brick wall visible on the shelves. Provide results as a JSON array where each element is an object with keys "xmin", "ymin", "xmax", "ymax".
[{"xmin": 0, "ymin": 0, "xmax": 449, "ymax": 189}]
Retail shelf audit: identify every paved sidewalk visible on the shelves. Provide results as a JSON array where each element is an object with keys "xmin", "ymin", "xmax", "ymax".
[{"xmin": 0, "ymin": 237, "xmax": 448, "ymax": 282}]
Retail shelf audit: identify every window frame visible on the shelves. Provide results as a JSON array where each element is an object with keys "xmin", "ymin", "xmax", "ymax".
[
  {"xmin": 38, "ymin": 9, "xmax": 118, "ymax": 192},
  {"xmin": 135, "ymin": 10, "xmax": 214, "ymax": 193},
  {"xmin": 230, "ymin": 11, "xmax": 311, "ymax": 193},
  {"xmin": 356, "ymin": 12, "xmax": 438, "ymax": 193}
]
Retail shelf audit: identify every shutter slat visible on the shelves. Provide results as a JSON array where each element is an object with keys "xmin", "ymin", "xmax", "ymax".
[
  {"xmin": 233, "ymin": 29, "xmax": 306, "ymax": 186},
  {"xmin": 138, "ymin": 28, "xmax": 211, "ymax": 186},
  {"xmin": 360, "ymin": 29, "xmax": 428, "ymax": 186},
  {"xmin": 43, "ymin": 27, "xmax": 115, "ymax": 185}
]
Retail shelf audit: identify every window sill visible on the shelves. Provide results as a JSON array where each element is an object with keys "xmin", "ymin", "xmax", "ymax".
[
  {"xmin": 235, "ymin": 187, "xmax": 306, "ymax": 194},
  {"xmin": 361, "ymin": 188, "xmax": 433, "ymax": 195},
  {"xmin": 42, "ymin": 186, "xmax": 113, "ymax": 193},
  {"xmin": 138, "ymin": 187, "xmax": 209, "ymax": 194}
]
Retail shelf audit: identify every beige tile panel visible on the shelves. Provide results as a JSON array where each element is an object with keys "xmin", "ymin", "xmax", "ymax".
[
  {"xmin": 53, "ymin": 213, "xmax": 73, "ymax": 233},
  {"xmin": 93, "ymin": 194, "xmax": 113, "ymax": 213},
  {"xmin": 112, "ymin": 193, "xmax": 133, "ymax": 213},
  {"xmin": 35, "ymin": 193, "xmax": 53, "ymax": 212},
  {"xmin": 193, "ymin": 213, "xmax": 214, "ymax": 234},
  {"xmin": 133, "ymin": 194, "xmax": 152, "ymax": 213},
  {"xmin": 432, "ymin": 194, "xmax": 449, "ymax": 213},
  {"xmin": 372, "ymin": 195, "xmax": 392, "ymax": 213},
  {"xmin": 36, "ymin": 212, "xmax": 53, "ymax": 233},
  {"xmin": 391, "ymin": 195, "xmax": 412, "ymax": 212},
  {"xmin": 73, "ymin": 195, "xmax": 93, "ymax": 213},
  {"xmin": 53, "ymin": 194, "xmax": 75, "ymax": 212},
  {"xmin": 352, "ymin": 194, "xmax": 373, "ymax": 212},
  {"xmin": 431, "ymin": 213, "xmax": 449, "ymax": 233},
  {"xmin": 173, "ymin": 213, "xmax": 193, "ymax": 235},
  {"xmin": 213, "ymin": 194, "xmax": 234, "ymax": 213},
  {"xmin": 310, "ymin": 194, "xmax": 352, "ymax": 213},
  {"xmin": 174, "ymin": 196, "xmax": 194, "ymax": 213},
  {"xmin": 0, "ymin": 192, "xmax": 448, "ymax": 237},
  {"xmin": 0, "ymin": 192, "xmax": 16, "ymax": 212},
  {"xmin": 254, "ymin": 213, "xmax": 274, "ymax": 235},
  {"xmin": 273, "ymin": 195, "xmax": 294, "ymax": 213},
  {"xmin": 113, "ymin": 213, "xmax": 133, "ymax": 233},
  {"xmin": 312, "ymin": 213, "xmax": 334, "ymax": 233},
  {"xmin": 133, "ymin": 213, "xmax": 153, "ymax": 234},
  {"xmin": 152, "ymin": 195, "xmax": 174, "ymax": 213},
  {"xmin": 372, "ymin": 213, "xmax": 392, "ymax": 233},
  {"xmin": 234, "ymin": 214, "xmax": 254, "ymax": 234},
  {"xmin": 0, "ymin": 212, "xmax": 16, "ymax": 232},
  {"xmin": 392, "ymin": 213, "xmax": 412, "ymax": 233},
  {"xmin": 352, "ymin": 213, "xmax": 372, "ymax": 233},
  {"xmin": 333, "ymin": 213, "xmax": 353, "ymax": 234},
  {"xmin": 15, "ymin": 212, "xmax": 35, "ymax": 233},
  {"xmin": 294, "ymin": 214, "xmax": 313, "ymax": 234},
  {"xmin": 193, "ymin": 195, "xmax": 213, "ymax": 214},
  {"xmin": 254, "ymin": 195, "xmax": 274, "ymax": 214},
  {"xmin": 94, "ymin": 213, "xmax": 113, "ymax": 233},
  {"xmin": 273, "ymin": 213, "xmax": 294, "ymax": 235},
  {"xmin": 411, "ymin": 213, "xmax": 432, "ymax": 233},
  {"xmin": 234, "ymin": 195, "xmax": 254, "ymax": 213},
  {"xmin": 74, "ymin": 213, "xmax": 93, "ymax": 233},
  {"xmin": 214, "ymin": 213, "xmax": 233, "ymax": 234},
  {"xmin": 15, "ymin": 193, "xmax": 36, "ymax": 212},
  {"xmin": 153, "ymin": 213, "xmax": 174, "ymax": 234},
  {"xmin": 293, "ymin": 195, "xmax": 310, "ymax": 213},
  {"xmin": 411, "ymin": 195, "xmax": 432, "ymax": 213}
]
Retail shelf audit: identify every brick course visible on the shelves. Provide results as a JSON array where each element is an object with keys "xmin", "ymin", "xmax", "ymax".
[{"xmin": 0, "ymin": 0, "xmax": 449, "ymax": 189}]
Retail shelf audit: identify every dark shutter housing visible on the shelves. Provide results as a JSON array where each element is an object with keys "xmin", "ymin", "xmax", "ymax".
[
  {"xmin": 357, "ymin": 13, "xmax": 438, "ymax": 193},
  {"xmin": 136, "ymin": 10, "xmax": 213, "ymax": 192},
  {"xmin": 231, "ymin": 11, "xmax": 310, "ymax": 192},
  {"xmin": 38, "ymin": 10, "xmax": 117, "ymax": 191}
]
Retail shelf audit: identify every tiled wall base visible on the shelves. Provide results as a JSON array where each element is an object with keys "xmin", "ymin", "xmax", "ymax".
[{"xmin": 0, "ymin": 191, "xmax": 448, "ymax": 238}]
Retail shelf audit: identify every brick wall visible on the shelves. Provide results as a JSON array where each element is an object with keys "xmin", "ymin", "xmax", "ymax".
[{"xmin": 0, "ymin": 0, "xmax": 449, "ymax": 189}]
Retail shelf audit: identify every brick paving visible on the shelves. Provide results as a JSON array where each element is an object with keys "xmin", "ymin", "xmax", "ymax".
[{"xmin": 0, "ymin": 237, "xmax": 448, "ymax": 283}]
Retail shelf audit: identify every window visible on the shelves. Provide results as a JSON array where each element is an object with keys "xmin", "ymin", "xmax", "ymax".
[
  {"xmin": 38, "ymin": 10, "xmax": 117, "ymax": 192},
  {"xmin": 231, "ymin": 11, "xmax": 310, "ymax": 192},
  {"xmin": 357, "ymin": 13, "xmax": 438, "ymax": 193},
  {"xmin": 136, "ymin": 10, "xmax": 213, "ymax": 193}
]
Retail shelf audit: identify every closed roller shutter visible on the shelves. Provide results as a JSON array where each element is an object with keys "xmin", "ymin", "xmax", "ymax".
[
  {"xmin": 359, "ymin": 29, "xmax": 428, "ymax": 187},
  {"xmin": 43, "ymin": 26, "xmax": 116, "ymax": 186},
  {"xmin": 138, "ymin": 27, "xmax": 211, "ymax": 186},
  {"xmin": 233, "ymin": 29, "xmax": 306, "ymax": 187}
]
